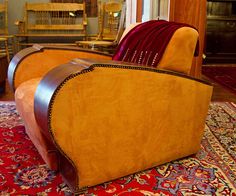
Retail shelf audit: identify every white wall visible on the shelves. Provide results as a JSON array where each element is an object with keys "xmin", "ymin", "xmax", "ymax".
[{"xmin": 7, "ymin": 0, "xmax": 49, "ymax": 34}]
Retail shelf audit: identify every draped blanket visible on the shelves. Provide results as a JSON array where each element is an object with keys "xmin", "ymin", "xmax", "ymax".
[{"xmin": 113, "ymin": 20, "xmax": 198, "ymax": 68}]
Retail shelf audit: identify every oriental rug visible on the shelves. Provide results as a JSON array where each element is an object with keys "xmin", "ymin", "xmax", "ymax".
[
  {"xmin": 202, "ymin": 66, "xmax": 236, "ymax": 94},
  {"xmin": 0, "ymin": 101, "xmax": 236, "ymax": 195}
]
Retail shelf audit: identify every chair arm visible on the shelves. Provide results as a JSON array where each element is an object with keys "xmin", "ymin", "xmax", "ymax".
[
  {"xmin": 8, "ymin": 44, "xmax": 112, "ymax": 91},
  {"xmin": 15, "ymin": 20, "xmax": 25, "ymax": 34},
  {"xmin": 34, "ymin": 59, "xmax": 213, "ymax": 193}
]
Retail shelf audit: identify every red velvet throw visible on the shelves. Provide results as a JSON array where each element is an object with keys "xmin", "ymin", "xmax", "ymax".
[{"xmin": 113, "ymin": 20, "xmax": 198, "ymax": 68}]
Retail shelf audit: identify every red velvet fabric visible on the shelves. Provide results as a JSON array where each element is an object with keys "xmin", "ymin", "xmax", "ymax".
[{"xmin": 113, "ymin": 20, "xmax": 198, "ymax": 68}]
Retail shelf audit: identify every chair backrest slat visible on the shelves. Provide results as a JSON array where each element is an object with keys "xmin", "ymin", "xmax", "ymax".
[
  {"xmin": 0, "ymin": 0, "xmax": 8, "ymax": 35},
  {"xmin": 98, "ymin": 1, "xmax": 124, "ymax": 41},
  {"xmin": 23, "ymin": 2, "xmax": 87, "ymax": 34}
]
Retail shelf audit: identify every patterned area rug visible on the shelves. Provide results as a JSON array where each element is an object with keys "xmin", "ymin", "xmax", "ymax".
[
  {"xmin": 202, "ymin": 66, "xmax": 236, "ymax": 94},
  {"xmin": 0, "ymin": 101, "xmax": 235, "ymax": 195}
]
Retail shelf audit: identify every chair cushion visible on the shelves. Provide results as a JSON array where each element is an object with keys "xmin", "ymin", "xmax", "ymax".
[{"xmin": 15, "ymin": 78, "xmax": 58, "ymax": 170}]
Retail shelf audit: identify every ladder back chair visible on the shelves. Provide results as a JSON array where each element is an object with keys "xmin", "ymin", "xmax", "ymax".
[
  {"xmin": 0, "ymin": 0, "xmax": 15, "ymax": 62},
  {"xmin": 76, "ymin": 0, "xmax": 125, "ymax": 53},
  {"xmin": 99, "ymin": 0, "xmax": 123, "ymax": 41},
  {"xmin": 15, "ymin": 2, "xmax": 87, "ymax": 51}
]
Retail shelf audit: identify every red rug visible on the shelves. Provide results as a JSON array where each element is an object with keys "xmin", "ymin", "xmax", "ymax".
[
  {"xmin": 202, "ymin": 66, "xmax": 236, "ymax": 94},
  {"xmin": 0, "ymin": 101, "xmax": 236, "ymax": 195}
]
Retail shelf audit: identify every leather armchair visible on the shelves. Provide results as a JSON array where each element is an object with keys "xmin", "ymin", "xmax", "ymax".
[{"xmin": 8, "ymin": 21, "xmax": 213, "ymax": 193}]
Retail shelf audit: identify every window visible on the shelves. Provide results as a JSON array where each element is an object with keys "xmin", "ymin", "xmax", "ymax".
[{"xmin": 142, "ymin": 0, "xmax": 169, "ymax": 22}]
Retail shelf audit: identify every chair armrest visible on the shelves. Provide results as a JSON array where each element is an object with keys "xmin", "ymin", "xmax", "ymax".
[
  {"xmin": 14, "ymin": 20, "xmax": 25, "ymax": 34},
  {"xmin": 8, "ymin": 44, "xmax": 112, "ymax": 91},
  {"xmin": 34, "ymin": 58, "xmax": 213, "ymax": 192}
]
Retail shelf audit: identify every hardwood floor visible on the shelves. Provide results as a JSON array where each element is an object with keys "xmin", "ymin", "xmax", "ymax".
[
  {"xmin": 205, "ymin": 76, "xmax": 236, "ymax": 102},
  {"xmin": 0, "ymin": 81, "xmax": 14, "ymax": 101},
  {"xmin": 0, "ymin": 68, "xmax": 236, "ymax": 103},
  {"xmin": 202, "ymin": 63, "xmax": 236, "ymax": 103}
]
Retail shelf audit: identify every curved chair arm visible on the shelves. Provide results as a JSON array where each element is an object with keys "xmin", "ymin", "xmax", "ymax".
[
  {"xmin": 34, "ymin": 59, "xmax": 213, "ymax": 193},
  {"xmin": 8, "ymin": 44, "xmax": 112, "ymax": 91}
]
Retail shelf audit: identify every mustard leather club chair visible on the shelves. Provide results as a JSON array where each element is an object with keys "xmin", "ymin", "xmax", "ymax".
[{"xmin": 8, "ymin": 20, "xmax": 213, "ymax": 194}]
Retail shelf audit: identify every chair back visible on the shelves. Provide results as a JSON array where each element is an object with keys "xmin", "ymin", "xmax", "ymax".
[
  {"xmin": 98, "ymin": 1, "xmax": 124, "ymax": 41},
  {"xmin": 113, "ymin": 20, "xmax": 200, "ymax": 76},
  {"xmin": 0, "ymin": 0, "xmax": 10, "ymax": 62},
  {"xmin": 22, "ymin": 2, "xmax": 87, "ymax": 35},
  {"xmin": 0, "ymin": 0, "xmax": 8, "ymax": 35},
  {"xmin": 113, "ymin": 2, "xmax": 126, "ymax": 44}
]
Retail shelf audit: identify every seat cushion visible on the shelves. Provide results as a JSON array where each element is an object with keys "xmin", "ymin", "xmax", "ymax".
[{"xmin": 15, "ymin": 78, "xmax": 58, "ymax": 170}]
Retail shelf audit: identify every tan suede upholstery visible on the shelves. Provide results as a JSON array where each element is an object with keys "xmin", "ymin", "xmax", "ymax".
[
  {"xmin": 15, "ymin": 78, "xmax": 58, "ymax": 170},
  {"xmin": 120, "ymin": 25, "xmax": 198, "ymax": 76},
  {"xmin": 8, "ymin": 22, "xmax": 210, "ymax": 193},
  {"xmin": 49, "ymin": 66, "xmax": 212, "ymax": 188},
  {"xmin": 158, "ymin": 27, "xmax": 198, "ymax": 75},
  {"xmin": 11, "ymin": 48, "xmax": 111, "ymax": 170},
  {"xmin": 13, "ymin": 49, "xmax": 112, "ymax": 90}
]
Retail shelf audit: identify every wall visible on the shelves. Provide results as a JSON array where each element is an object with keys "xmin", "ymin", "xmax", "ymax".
[
  {"xmin": 2, "ymin": 0, "xmax": 99, "ymax": 35},
  {"xmin": 6, "ymin": 0, "xmax": 49, "ymax": 34}
]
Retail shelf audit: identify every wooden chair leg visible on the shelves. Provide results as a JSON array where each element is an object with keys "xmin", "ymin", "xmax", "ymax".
[
  {"xmin": 4, "ymin": 39, "xmax": 10, "ymax": 63},
  {"xmin": 11, "ymin": 36, "xmax": 16, "ymax": 55},
  {"xmin": 14, "ymin": 37, "xmax": 19, "ymax": 52},
  {"xmin": 0, "ymin": 38, "xmax": 10, "ymax": 63}
]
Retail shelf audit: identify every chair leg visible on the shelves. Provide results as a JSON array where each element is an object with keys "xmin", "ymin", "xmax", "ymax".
[
  {"xmin": 0, "ymin": 38, "xmax": 10, "ymax": 63},
  {"xmin": 4, "ymin": 39, "xmax": 10, "ymax": 63},
  {"xmin": 10, "ymin": 36, "xmax": 16, "ymax": 56},
  {"xmin": 15, "ymin": 36, "xmax": 20, "ymax": 52}
]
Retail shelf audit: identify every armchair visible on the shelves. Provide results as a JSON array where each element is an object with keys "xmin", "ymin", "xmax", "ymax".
[{"xmin": 8, "ymin": 20, "xmax": 213, "ymax": 194}]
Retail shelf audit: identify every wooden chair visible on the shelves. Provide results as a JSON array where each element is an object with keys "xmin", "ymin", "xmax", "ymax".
[
  {"xmin": 0, "ymin": 0, "xmax": 15, "ymax": 62},
  {"xmin": 0, "ymin": 38, "xmax": 9, "ymax": 62},
  {"xmin": 99, "ymin": 0, "xmax": 123, "ymax": 41},
  {"xmin": 76, "ymin": 1, "xmax": 125, "ymax": 53},
  {"xmin": 15, "ymin": 2, "xmax": 87, "ymax": 51}
]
